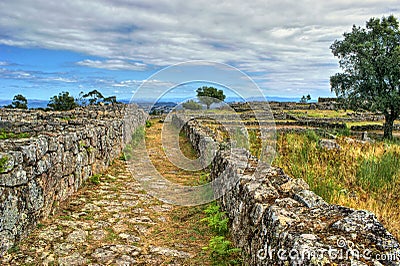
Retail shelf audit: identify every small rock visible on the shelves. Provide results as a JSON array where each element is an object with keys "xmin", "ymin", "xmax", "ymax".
[
  {"xmin": 58, "ymin": 252, "xmax": 87, "ymax": 266},
  {"xmin": 38, "ymin": 225, "xmax": 63, "ymax": 241},
  {"xmin": 128, "ymin": 216, "xmax": 155, "ymax": 224},
  {"xmin": 115, "ymin": 255, "xmax": 136, "ymax": 266},
  {"xmin": 149, "ymin": 246, "xmax": 192, "ymax": 258},
  {"xmin": 54, "ymin": 243, "xmax": 75, "ymax": 256},
  {"xmin": 91, "ymin": 229, "xmax": 107, "ymax": 240},
  {"xmin": 294, "ymin": 190, "xmax": 328, "ymax": 208},
  {"xmin": 82, "ymin": 203, "xmax": 101, "ymax": 212},
  {"xmin": 319, "ymin": 139, "xmax": 341, "ymax": 150},
  {"xmin": 118, "ymin": 233, "xmax": 140, "ymax": 243},
  {"xmin": 67, "ymin": 229, "xmax": 88, "ymax": 243}
]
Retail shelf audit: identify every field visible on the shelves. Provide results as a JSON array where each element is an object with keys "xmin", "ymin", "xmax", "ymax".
[{"xmin": 185, "ymin": 104, "xmax": 400, "ymax": 240}]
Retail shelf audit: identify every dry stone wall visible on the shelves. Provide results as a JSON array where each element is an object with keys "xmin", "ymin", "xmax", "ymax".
[
  {"xmin": 0, "ymin": 104, "xmax": 146, "ymax": 255},
  {"xmin": 172, "ymin": 113, "xmax": 400, "ymax": 265}
]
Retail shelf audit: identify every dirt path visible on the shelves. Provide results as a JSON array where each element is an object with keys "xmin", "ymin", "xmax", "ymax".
[{"xmin": 1, "ymin": 120, "xmax": 214, "ymax": 265}]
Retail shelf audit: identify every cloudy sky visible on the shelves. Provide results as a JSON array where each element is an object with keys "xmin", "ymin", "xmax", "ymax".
[{"xmin": 0, "ymin": 0, "xmax": 399, "ymax": 102}]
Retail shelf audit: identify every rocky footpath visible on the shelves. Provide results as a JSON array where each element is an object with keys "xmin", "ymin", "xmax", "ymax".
[
  {"xmin": 1, "ymin": 159, "xmax": 195, "ymax": 265},
  {"xmin": 0, "ymin": 104, "xmax": 146, "ymax": 255},
  {"xmin": 172, "ymin": 112, "xmax": 400, "ymax": 265}
]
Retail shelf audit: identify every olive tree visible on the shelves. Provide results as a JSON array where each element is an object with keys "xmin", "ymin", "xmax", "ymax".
[
  {"xmin": 330, "ymin": 15, "xmax": 400, "ymax": 139},
  {"xmin": 196, "ymin": 86, "xmax": 226, "ymax": 109}
]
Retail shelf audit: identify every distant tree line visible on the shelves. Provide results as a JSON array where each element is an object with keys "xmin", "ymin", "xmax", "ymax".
[{"xmin": 3, "ymin": 90, "xmax": 118, "ymax": 111}]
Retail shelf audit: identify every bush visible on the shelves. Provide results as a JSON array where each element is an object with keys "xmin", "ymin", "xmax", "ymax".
[
  {"xmin": 5, "ymin": 94, "xmax": 28, "ymax": 109},
  {"xmin": 90, "ymin": 174, "xmax": 101, "ymax": 185},
  {"xmin": 201, "ymin": 203, "xmax": 228, "ymax": 235},
  {"xmin": 182, "ymin": 99, "xmax": 202, "ymax": 110},
  {"xmin": 48, "ymin": 91, "xmax": 78, "ymax": 111},
  {"xmin": 202, "ymin": 236, "xmax": 241, "ymax": 265}
]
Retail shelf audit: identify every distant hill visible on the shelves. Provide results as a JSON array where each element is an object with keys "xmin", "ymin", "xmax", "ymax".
[
  {"xmin": 0, "ymin": 99, "xmax": 49, "ymax": 109},
  {"xmin": 0, "ymin": 96, "xmax": 302, "ymax": 109}
]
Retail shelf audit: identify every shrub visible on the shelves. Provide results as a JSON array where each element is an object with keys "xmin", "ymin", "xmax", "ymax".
[
  {"xmin": 90, "ymin": 174, "xmax": 101, "ymax": 185},
  {"xmin": 202, "ymin": 236, "xmax": 241, "ymax": 265},
  {"xmin": 48, "ymin": 91, "xmax": 78, "ymax": 111},
  {"xmin": 201, "ymin": 203, "xmax": 229, "ymax": 234},
  {"xmin": 182, "ymin": 99, "xmax": 202, "ymax": 110},
  {"xmin": 5, "ymin": 94, "xmax": 28, "ymax": 109}
]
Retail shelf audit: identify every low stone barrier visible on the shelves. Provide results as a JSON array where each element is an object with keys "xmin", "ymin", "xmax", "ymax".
[
  {"xmin": 0, "ymin": 104, "xmax": 146, "ymax": 255},
  {"xmin": 172, "ymin": 112, "xmax": 400, "ymax": 265}
]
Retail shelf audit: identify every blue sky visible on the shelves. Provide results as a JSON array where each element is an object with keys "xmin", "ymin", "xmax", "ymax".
[{"xmin": 0, "ymin": 0, "xmax": 399, "ymax": 103}]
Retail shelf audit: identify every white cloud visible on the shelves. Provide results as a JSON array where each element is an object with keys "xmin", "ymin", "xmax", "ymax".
[
  {"xmin": 76, "ymin": 59, "xmax": 147, "ymax": 71},
  {"xmin": 0, "ymin": 0, "xmax": 399, "ymax": 96}
]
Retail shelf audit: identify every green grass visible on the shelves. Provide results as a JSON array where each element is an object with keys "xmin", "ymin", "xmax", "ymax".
[
  {"xmin": 90, "ymin": 174, "xmax": 102, "ymax": 185},
  {"xmin": 201, "ymin": 202, "xmax": 242, "ymax": 265},
  {"xmin": 0, "ymin": 155, "xmax": 8, "ymax": 173},
  {"xmin": 131, "ymin": 126, "xmax": 145, "ymax": 147},
  {"xmin": 202, "ymin": 236, "xmax": 242, "ymax": 266},
  {"xmin": 287, "ymin": 109, "xmax": 353, "ymax": 118},
  {"xmin": 357, "ymin": 151, "xmax": 400, "ymax": 192},
  {"xmin": 122, "ymin": 126, "xmax": 146, "ymax": 161},
  {"xmin": 7, "ymin": 245, "xmax": 20, "ymax": 254},
  {"xmin": 60, "ymin": 116, "xmax": 76, "ymax": 121},
  {"xmin": 0, "ymin": 130, "xmax": 30, "ymax": 140},
  {"xmin": 201, "ymin": 203, "xmax": 229, "ymax": 234}
]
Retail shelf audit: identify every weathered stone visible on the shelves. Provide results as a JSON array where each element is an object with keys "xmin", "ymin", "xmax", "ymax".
[
  {"xmin": 0, "ymin": 105, "xmax": 147, "ymax": 256},
  {"xmin": 0, "ymin": 165, "xmax": 27, "ymax": 186},
  {"xmin": 38, "ymin": 225, "xmax": 63, "ymax": 241},
  {"xmin": 66, "ymin": 229, "xmax": 88, "ymax": 243},
  {"xmin": 149, "ymin": 246, "xmax": 192, "ymax": 258},
  {"xmin": 58, "ymin": 252, "xmax": 87, "ymax": 266},
  {"xmin": 293, "ymin": 189, "xmax": 328, "ymax": 208},
  {"xmin": 118, "ymin": 233, "xmax": 140, "ymax": 243},
  {"xmin": 91, "ymin": 229, "xmax": 107, "ymax": 240},
  {"xmin": 54, "ymin": 242, "xmax": 75, "ymax": 256},
  {"xmin": 319, "ymin": 139, "xmax": 341, "ymax": 150}
]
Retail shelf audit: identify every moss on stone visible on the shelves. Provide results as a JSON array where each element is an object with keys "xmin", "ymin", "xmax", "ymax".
[{"xmin": 0, "ymin": 155, "xmax": 8, "ymax": 173}]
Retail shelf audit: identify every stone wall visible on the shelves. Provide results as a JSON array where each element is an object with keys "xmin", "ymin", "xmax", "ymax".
[
  {"xmin": 172, "ymin": 113, "xmax": 400, "ymax": 265},
  {"xmin": 0, "ymin": 104, "xmax": 146, "ymax": 255},
  {"xmin": 351, "ymin": 124, "xmax": 400, "ymax": 132}
]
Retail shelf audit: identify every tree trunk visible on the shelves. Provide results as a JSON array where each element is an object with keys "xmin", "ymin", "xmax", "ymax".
[{"xmin": 383, "ymin": 115, "xmax": 395, "ymax": 139}]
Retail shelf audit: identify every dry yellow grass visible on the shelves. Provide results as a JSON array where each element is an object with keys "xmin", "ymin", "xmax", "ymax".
[{"xmin": 274, "ymin": 132, "xmax": 400, "ymax": 240}]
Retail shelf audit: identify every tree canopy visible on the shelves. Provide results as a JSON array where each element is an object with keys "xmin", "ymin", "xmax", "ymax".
[
  {"xmin": 79, "ymin": 90, "xmax": 117, "ymax": 105},
  {"xmin": 196, "ymin": 86, "xmax": 226, "ymax": 109},
  {"xmin": 330, "ymin": 15, "xmax": 400, "ymax": 139},
  {"xmin": 48, "ymin": 91, "xmax": 78, "ymax": 111},
  {"xmin": 300, "ymin": 94, "xmax": 311, "ymax": 103},
  {"xmin": 5, "ymin": 94, "xmax": 28, "ymax": 109}
]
